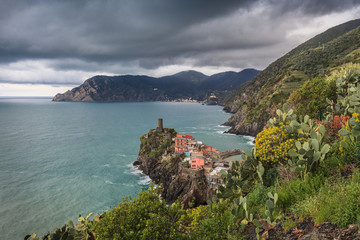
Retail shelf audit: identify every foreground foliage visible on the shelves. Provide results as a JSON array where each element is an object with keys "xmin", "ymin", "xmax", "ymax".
[{"xmin": 27, "ymin": 65, "xmax": 360, "ymax": 239}]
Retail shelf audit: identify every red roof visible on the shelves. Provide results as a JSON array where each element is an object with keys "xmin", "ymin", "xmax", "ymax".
[{"xmin": 183, "ymin": 134, "xmax": 194, "ymax": 140}]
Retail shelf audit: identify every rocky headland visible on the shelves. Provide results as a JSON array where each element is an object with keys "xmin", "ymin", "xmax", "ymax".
[
  {"xmin": 52, "ymin": 69, "xmax": 259, "ymax": 103},
  {"xmin": 134, "ymin": 127, "xmax": 213, "ymax": 208}
]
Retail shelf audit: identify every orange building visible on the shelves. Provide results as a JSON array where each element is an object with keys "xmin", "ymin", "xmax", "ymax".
[
  {"xmin": 190, "ymin": 157, "xmax": 205, "ymax": 169},
  {"xmin": 175, "ymin": 134, "xmax": 194, "ymax": 152},
  {"xmin": 202, "ymin": 145, "xmax": 220, "ymax": 155}
]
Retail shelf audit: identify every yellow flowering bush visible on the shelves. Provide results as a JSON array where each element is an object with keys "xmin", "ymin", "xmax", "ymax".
[
  {"xmin": 352, "ymin": 112, "xmax": 360, "ymax": 122},
  {"xmin": 177, "ymin": 205, "xmax": 207, "ymax": 233},
  {"xmin": 255, "ymin": 124, "xmax": 303, "ymax": 167}
]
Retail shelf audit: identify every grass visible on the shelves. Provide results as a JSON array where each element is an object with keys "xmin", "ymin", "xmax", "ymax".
[
  {"xmin": 291, "ymin": 171, "xmax": 360, "ymax": 228},
  {"xmin": 277, "ymin": 173, "xmax": 326, "ymax": 208}
]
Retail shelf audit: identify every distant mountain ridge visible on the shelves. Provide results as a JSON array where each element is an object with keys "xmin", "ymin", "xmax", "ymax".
[
  {"xmin": 52, "ymin": 68, "xmax": 259, "ymax": 103},
  {"xmin": 223, "ymin": 19, "xmax": 360, "ymax": 136}
]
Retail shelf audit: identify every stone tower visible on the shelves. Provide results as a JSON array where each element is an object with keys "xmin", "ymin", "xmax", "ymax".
[{"xmin": 157, "ymin": 118, "xmax": 163, "ymax": 132}]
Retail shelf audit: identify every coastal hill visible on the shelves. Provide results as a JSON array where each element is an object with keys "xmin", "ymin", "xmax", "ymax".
[
  {"xmin": 224, "ymin": 19, "xmax": 360, "ymax": 136},
  {"xmin": 52, "ymin": 68, "xmax": 259, "ymax": 103}
]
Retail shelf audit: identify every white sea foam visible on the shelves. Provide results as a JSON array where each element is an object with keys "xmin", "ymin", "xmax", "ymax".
[
  {"xmin": 138, "ymin": 176, "xmax": 152, "ymax": 186},
  {"xmin": 119, "ymin": 183, "xmax": 137, "ymax": 187},
  {"xmin": 103, "ymin": 164, "xmax": 110, "ymax": 167},
  {"xmin": 184, "ymin": 126, "xmax": 198, "ymax": 129},
  {"xmin": 116, "ymin": 153, "xmax": 127, "ymax": 157},
  {"xmin": 216, "ymin": 130, "xmax": 225, "ymax": 134},
  {"xmin": 127, "ymin": 163, "xmax": 143, "ymax": 175},
  {"xmin": 126, "ymin": 164, "xmax": 152, "ymax": 186},
  {"xmin": 105, "ymin": 180, "xmax": 115, "ymax": 185},
  {"xmin": 243, "ymin": 135, "xmax": 255, "ymax": 145}
]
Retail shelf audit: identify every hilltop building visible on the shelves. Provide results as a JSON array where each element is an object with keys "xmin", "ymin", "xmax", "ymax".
[{"xmin": 174, "ymin": 134, "xmax": 194, "ymax": 152}]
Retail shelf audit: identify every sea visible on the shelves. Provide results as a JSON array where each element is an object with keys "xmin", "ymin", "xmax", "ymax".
[{"xmin": 0, "ymin": 97, "xmax": 254, "ymax": 240}]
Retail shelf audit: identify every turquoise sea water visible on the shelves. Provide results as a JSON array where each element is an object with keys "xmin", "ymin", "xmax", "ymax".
[{"xmin": 0, "ymin": 98, "xmax": 253, "ymax": 240}]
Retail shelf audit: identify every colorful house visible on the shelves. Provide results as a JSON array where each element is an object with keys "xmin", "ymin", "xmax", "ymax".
[
  {"xmin": 190, "ymin": 157, "xmax": 205, "ymax": 169},
  {"xmin": 202, "ymin": 145, "xmax": 220, "ymax": 156},
  {"xmin": 174, "ymin": 134, "xmax": 194, "ymax": 152}
]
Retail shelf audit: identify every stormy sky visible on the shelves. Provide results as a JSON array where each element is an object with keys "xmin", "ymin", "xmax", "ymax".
[{"xmin": 0, "ymin": 0, "xmax": 359, "ymax": 96}]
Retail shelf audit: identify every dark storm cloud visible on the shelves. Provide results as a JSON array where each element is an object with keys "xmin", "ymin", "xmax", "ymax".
[
  {"xmin": 0, "ymin": 0, "xmax": 359, "ymax": 85},
  {"xmin": 0, "ymin": 0, "xmax": 253, "ymax": 62}
]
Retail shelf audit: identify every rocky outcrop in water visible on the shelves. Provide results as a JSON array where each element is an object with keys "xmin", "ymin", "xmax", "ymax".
[{"xmin": 134, "ymin": 128, "xmax": 212, "ymax": 208}]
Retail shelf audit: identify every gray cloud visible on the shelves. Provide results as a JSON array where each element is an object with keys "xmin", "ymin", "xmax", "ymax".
[
  {"xmin": 0, "ymin": 0, "xmax": 359, "ymax": 86},
  {"xmin": 268, "ymin": 0, "xmax": 360, "ymax": 15}
]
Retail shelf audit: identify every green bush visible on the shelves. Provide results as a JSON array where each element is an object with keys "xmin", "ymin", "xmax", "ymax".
[
  {"xmin": 288, "ymin": 77, "xmax": 336, "ymax": 119},
  {"xmin": 150, "ymin": 150, "xmax": 159, "ymax": 157},
  {"xmin": 193, "ymin": 201, "xmax": 235, "ymax": 239},
  {"xmin": 319, "ymin": 141, "xmax": 345, "ymax": 175},
  {"xmin": 263, "ymin": 167, "xmax": 279, "ymax": 187},
  {"xmin": 246, "ymin": 184, "xmax": 273, "ymax": 216},
  {"xmin": 168, "ymin": 128, "xmax": 177, "ymax": 136},
  {"xmin": 92, "ymin": 185, "xmax": 181, "ymax": 239}
]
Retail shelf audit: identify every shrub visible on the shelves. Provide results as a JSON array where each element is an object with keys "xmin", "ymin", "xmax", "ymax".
[
  {"xmin": 246, "ymin": 184, "xmax": 273, "ymax": 216},
  {"xmin": 255, "ymin": 124, "xmax": 302, "ymax": 168},
  {"xmin": 150, "ymin": 150, "xmax": 159, "ymax": 157},
  {"xmin": 177, "ymin": 205, "xmax": 208, "ymax": 235},
  {"xmin": 92, "ymin": 185, "xmax": 181, "ymax": 239},
  {"xmin": 168, "ymin": 128, "xmax": 177, "ymax": 136},
  {"xmin": 195, "ymin": 201, "xmax": 235, "ymax": 239},
  {"xmin": 318, "ymin": 115, "xmax": 350, "ymax": 142},
  {"xmin": 263, "ymin": 167, "xmax": 279, "ymax": 187},
  {"xmin": 288, "ymin": 77, "xmax": 336, "ymax": 119}
]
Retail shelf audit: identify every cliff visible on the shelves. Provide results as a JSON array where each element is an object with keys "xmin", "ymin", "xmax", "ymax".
[
  {"xmin": 223, "ymin": 19, "xmax": 360, "ymax": 136},
  {"xmin": 134, "ymin": 128, "xmax": 212, "ymax": 208}
]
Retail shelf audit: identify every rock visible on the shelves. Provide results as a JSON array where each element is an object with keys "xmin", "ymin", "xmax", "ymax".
[
  {"xmin": 136, "ymin": 128, "xmax": 212, "ymax": 208},
  {"xmin": 132, "ymin": 160, "xmax": 141, "ymax": 166}
]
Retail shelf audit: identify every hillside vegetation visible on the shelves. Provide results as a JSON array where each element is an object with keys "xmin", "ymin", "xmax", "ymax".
[
  {"xmin": 52, "ymin": 69, "xmax": 259, "ymax": 103},
  {"xmin": 224, "ymin": 19, "xmax": 360, "ymax": 136}
]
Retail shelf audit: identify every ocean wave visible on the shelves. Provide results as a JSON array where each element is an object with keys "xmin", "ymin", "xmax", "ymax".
[
  {"xmin": 216, "ymin": 130, "xmax": 225, "ymax": 134},
  {"xmin": 105, "ymin": 180, "xmax": 115, "ymax": 185},
  {"xmin": 125, "ymin": 164, "xmax": 151, "ymax": 186},
  {"xmin": 103, "ymin": 164, "xmax": 110, "ymax": 168},
  {"xmin": 126, "ymin": 163, "xmax": 143, "ymax": 175},
  {"xmin": 138, "ymin": 176, "xmax": 152, "ymax": 186},
  {"xmin": 116, "ymin": 153, "xmax": 127, "ymax": 157},
  {"xmin": 243, "ymin": 135, "xmax": 255, "ymax": 145},
  {"xmin": 184, "ymin": 126, "xmax": 198, "ymax": 129}
]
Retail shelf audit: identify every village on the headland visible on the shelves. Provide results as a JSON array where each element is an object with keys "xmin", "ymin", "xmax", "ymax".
[{"xmin": 156, "ymin": 118, "xmax": 244, "ymax": 190}]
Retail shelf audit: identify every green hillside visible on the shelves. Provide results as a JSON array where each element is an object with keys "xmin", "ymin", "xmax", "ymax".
[
  {"xmin": 53, "ymin": 69, "xmax": 259, "ymax": 103},
  {"xmin": 224, "ymin": 19, "xmax": 360, "ymax": 136}
]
